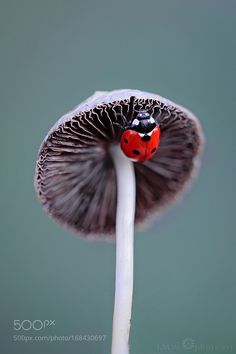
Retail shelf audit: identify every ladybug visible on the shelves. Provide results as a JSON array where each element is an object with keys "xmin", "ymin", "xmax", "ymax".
[{"xmin": 119, "ymin": 110, "xmax": 161, "ymax": 162}]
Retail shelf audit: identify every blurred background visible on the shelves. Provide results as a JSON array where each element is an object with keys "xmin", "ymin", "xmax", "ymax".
[{"xmin": 0, "ymin": 0, "xmax": 235, "ymax": 353}]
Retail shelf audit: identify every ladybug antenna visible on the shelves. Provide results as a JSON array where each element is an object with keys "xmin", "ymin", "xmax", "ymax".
[{"xmin": 127, "ymin": 96, "xmax": 136, "ymax": 122}]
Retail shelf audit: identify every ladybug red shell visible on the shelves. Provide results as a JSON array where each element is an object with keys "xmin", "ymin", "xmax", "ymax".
[
  {"xmin": 119, "ymin": 109, "xmax": 161, "ymax": 162},
  {"xmin": 121, "ymin": 126, "xmax": 160, "ymax": 162}
]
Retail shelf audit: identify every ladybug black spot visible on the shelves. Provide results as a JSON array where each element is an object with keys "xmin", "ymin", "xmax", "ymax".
[
  {"xmin": 151, "ymin": 147, "xmax": 157, "ymax": 153},
  {"xmin": 133, "ymin": 149, "xmax": 140, "ymax": 155},
  {"xmin": 124, "ymin": 138, "xmax": 128, "ymax": 143},
  {"xmin": 141, "ymin": 135, "xmax": 151, "ymax": 142}
]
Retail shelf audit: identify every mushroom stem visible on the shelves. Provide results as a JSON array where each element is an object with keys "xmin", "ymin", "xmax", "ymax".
[{"xmin": 110, "ymin": 144, "xmax": 136, "ymax": 354}]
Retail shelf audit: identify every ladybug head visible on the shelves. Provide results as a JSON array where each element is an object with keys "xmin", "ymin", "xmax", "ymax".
[{"xmin": 136, "ymin": 110, "xmax": 150, "ymax": 121}]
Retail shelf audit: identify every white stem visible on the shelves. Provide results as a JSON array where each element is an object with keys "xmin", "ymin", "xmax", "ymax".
[{"xmin": 110, "ymin": 144, "xmax": 136, "ymax": 354}]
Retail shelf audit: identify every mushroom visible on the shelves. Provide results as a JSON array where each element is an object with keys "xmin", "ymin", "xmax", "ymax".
[{"xmin": 34, "ymin": 89, "xmax": 204, "ymax": 354}]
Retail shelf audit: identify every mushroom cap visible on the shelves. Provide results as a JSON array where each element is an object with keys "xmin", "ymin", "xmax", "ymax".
[{"xmin": 35, "ymin": 89, "xmax": 204, "ymax": 238}]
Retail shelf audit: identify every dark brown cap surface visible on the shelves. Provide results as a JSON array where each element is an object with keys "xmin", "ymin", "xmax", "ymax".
[{"xmin": 35, "ymin": 89, "xmax": 204, "ymax": 238}]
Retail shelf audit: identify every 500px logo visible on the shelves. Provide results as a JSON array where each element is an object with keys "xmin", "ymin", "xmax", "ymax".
[{"xmin": 13, "ymin": 320, "xmax": 56, "ymax": 331}]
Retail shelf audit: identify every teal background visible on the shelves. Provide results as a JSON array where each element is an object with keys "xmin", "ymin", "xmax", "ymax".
[{"xmin": 0, "ymin": 1, "xmax": 235, "ymax": 354}]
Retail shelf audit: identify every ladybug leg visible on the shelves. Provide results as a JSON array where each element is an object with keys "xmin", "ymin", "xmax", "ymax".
[
  {"xmin": 116, "ymin": 113, "xmax": 126, "ymax": 126},
  {"xmin": 113, "ymin": 122, "xmax": 126, "ymax": 141},
  {"xmin": 113, "ymin": 109, "xmax": 131, "ymax": 140},
  {"xmin": 113, "ymin": 122, "xmax": 124, "ymax": 130}
]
